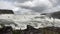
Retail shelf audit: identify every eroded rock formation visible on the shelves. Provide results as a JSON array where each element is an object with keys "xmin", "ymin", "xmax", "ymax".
[{"xmin": 0, "ymin": 9, "xmax": 14, "ymax": 14}]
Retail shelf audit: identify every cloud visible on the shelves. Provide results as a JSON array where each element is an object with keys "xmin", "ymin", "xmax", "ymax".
[
  {"xmin": 44, "ymin": 5, "xmax": 60, "ymax": 13},
  {"xmin": 0, "ymin": 0, "xmax": 32, "ymax": 3},
  {"xmin": 0, "ymin": 0, "xmax": 36, "ymax": 14},
  {"xmin": 15, "ymin": 0, "xmax": 53, "ymax": 8},
  {"xmin": 0, "ymin": 0, "xmax": 60, "ymax": 14},
  {"xmin": 12, "ymin": 7, "xmax": 34, "ymax": 15},
  {"xmin": 14, "ymin": 0, "xmax": 53, "ymax": 13},
  {"xmin": 14, "ymin": 0, "xmax": 60, "ymax": 14},
  {"xmin": 14, "ymin": 1, "xmax": 35, "ymax": 7},
  {"xmin": 0, "ymin": 1, "xmax": 15, "ymax": 10}
]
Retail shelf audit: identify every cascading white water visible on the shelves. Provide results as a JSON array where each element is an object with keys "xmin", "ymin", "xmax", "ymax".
[{"xmin": 0, "ymin": 14, "xmax": 60, "ymax": 30}]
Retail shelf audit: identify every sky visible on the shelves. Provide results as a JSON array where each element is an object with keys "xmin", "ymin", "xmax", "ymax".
[{"xmin": 0, "ymin": 0, "xmax": 60, "ymax": 14}]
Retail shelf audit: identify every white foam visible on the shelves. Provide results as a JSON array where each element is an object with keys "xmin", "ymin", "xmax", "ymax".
[{"xmin": 0, "ymin": 14, "xmax": 60, "ymax": 30}]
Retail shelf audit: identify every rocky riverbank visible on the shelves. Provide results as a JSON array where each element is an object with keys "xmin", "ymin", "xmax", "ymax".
[{"xmin": 0, "ymin": 25, "xmax": 60, "ymax": 34}]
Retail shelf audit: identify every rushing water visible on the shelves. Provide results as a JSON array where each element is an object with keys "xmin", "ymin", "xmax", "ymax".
[{"xmin": 0, "ymin": 14, "xmax": 60, "ymax": 30}]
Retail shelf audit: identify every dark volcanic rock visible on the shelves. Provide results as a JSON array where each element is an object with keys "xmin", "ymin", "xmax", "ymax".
[
  {"xmin": 44, "ymin": 27, "xmax": 60, "ymax": 32},
  {"xmin": 20, "ymin": 25, "xmax": 42, "ymax": 34},
  {"xmin": 0, "ymin": 26, "xmax": 13, "ymax": 34},
  {"xmin": 51, "ymin": 11, "xmax": 60, "ymax": 19},
  {"xmin": 0, "ymin": 25, "xmax": 42, "ymax": 34},
  {"xmin": 41, "ymin": 13, "xmax": 47, "ymax": 15},
  {"xmin": 41, "ymin": 11, "xmax": 60, "ymax": 19},
  {"xmin": 0, "ymin": 9, "xmax": 14, "ymax": 14},
  {"xmin": 0, "ymin": 26, "xmax": 60, "ymax": 34}
]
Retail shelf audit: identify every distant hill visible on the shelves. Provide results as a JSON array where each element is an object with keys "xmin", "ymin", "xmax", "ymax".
[
  {"xmin": 41, "ymin": 11, "xmax": 60, "ymax": 19},
  {"xmin": 51, "ymin": 11, "xmax": 60, "ymax": 19},
  {"xmin": 41, "ymin": 13, "xmax": 47, "ymax": 15},
  {"xmin": 0, "ymin": 9, "xmax": 14, "ymax": 14}
]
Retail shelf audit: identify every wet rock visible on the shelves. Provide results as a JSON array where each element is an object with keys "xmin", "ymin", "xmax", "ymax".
[
  {"xmin": 0, "ymin": 26, "xmax": 13, "ymax": 34},
  {"xmin": 20, "ymin": 25, "xmax": 42, "ymax": 34}
]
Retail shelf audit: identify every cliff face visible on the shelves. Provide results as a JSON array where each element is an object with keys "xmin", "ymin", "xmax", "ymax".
[
  {"xmin": 0, "ymin": 9, "xmax": 14, "ymax": 14},
  {"xmin": 51, "ymin": 11, "xmax": 60, "ymax": 19},
  {"xmin": 41, "ymin": 11, "xmax": 60, "ymax": 19}
]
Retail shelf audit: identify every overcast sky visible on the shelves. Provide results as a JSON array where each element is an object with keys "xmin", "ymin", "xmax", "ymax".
[{"xmin": 0, "ymin": 0, "xmax": 60, "ymax": 14}]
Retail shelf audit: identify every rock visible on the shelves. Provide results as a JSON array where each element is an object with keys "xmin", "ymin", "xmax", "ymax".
[
  {"xmin": 0, "ymin": 9, "xmax": 14, "ymax": 14},
  {"xmin": 0, "ymin": 26, "xmax": 13, "ymax": 34},
  {"xmin": 20, "ymin": 25, "xmax": 42, "ymax": 34},
  {"xmin": 51, "ymin": 11, "xmax": 60, "ymax": 19},
  {"xmin": 41, "ymin": 11, "xmax": 60, "ymax": 19}
]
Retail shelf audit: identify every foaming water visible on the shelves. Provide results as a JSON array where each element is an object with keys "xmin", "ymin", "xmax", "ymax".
[{"xmin": 0, "ymin": 14, "xmax": 60, "ymax": 30}]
